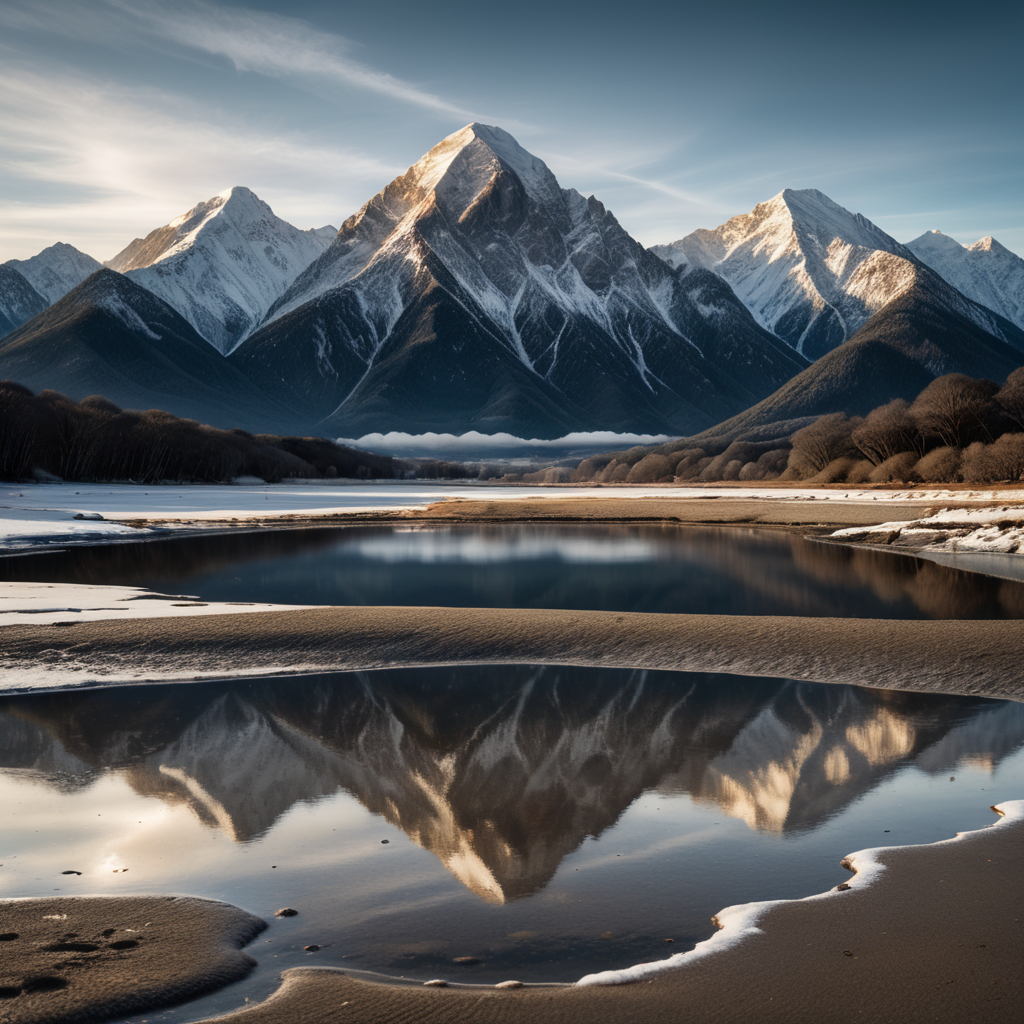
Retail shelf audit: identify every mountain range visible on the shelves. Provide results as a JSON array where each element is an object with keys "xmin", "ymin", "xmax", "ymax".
[{"xmin": 2, "ymin": 124, "xmax": 1022, "ymax": 441}]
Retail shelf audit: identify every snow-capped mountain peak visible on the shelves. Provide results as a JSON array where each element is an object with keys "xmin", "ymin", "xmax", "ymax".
[
  {"xmin": 234, "ymin": 125, "xmax": 805, "ymax": 438},
  {"xmin": 652, "ymin": 190, "xmax": 931, "ymax": 359},
  {"xmin": 906, "ymin": 229, "xmax": 1024, "ymax": 332},
  {"xmin": 4, "ymin": 242, "xmax": 103, "ymax": 305},
  {"xmin": 105, "ymin": 187, "xmax": 338, "ymax": 354}
]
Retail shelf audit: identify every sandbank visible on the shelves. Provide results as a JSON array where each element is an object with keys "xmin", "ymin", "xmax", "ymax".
[
  {"xmin": 0, "ymin": 895, "xmax": 264, "ymax": 1024},
  {"xmin": 2, "ymin": 605, "xmax": 1023, "ymax": 701}
]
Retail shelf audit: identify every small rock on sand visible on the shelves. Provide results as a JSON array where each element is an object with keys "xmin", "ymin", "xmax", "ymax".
[
  {"xmin": 496, "ymin": 980, "xmax": 523, "ymax": 989},
  {"xmin": 423, "ymin": 979, "xmax": 447, "ymax": 987},
  {"xmin": 274, "ymin": 908, "xmax": 298, "ymax": 917}
]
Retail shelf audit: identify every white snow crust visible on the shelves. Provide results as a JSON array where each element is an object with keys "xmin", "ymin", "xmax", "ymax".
[
  {"xmin": 4, "ymin": 242, "xmax": 102, "ymax": 304},
  {"xmin": 0, "ymin": 581, "xmax": 316, "ymax": 627},
  {"xmin": 575, "ymin": 800, "xmax": 1023, "ymax": 986},
  {"xmin": 1, "ymin": 481, "xmax": 1003, "ymax": 554},
  {"xmin": 832, "ymin": 504, "xmax": 1024, "ymax": 555},
  {"xmin": 906, "ymin": 230, "xmax": 1024, "ymax": 332},
  {"xmin": 106, "ymin": 187, "xmax": 337, "ymax": 353}
]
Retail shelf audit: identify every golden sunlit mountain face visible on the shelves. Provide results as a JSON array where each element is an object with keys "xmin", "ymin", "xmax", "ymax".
[{"xmin": 3, "ymin": 668, "xmax": 1020, "ymax": 904}]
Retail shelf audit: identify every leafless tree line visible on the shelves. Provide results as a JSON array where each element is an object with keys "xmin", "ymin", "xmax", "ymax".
[
  {"xmin": 571, "ymin": 368, "xmax": 1024, "ymax": 485},
  {"xmin": 0, "ymin": 382, "xmax": 406, "ymax": 483}
]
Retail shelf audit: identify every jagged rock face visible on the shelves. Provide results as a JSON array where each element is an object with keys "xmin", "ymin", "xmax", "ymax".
[
  {"xmin": 906, "ymin": 230, "xmax": 1024, "ymax": 333},
  {"xmin": 652, "ymin": 189, "xmax": 1024, "ymax": 361},
  {"xmin": 231, "ymin": 124, "xmax": 806, "ymax": 437},
  {"xmin": 4, "ymin": 667, "xmax": 1020, "ymax": 903},
  {"xmin": 0, "ymin": 268, "xmax": 298, "ymax": 432},
  {"xmin": 106, "ymin": 187, "xmax": 337, "ymax": 355},
  {"xmin": 4, "ymin": 242, "xmax": 103, "ymax": 306},
  {"xmin": 0, "ymin": 265, "xmax": 47, "ymax": 338}
]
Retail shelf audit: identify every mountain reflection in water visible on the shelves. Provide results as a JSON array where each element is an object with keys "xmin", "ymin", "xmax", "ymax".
[
  {"xmin": 4, "ymin": 524, "xmax": 1024, "ymax": 618},
  {"xmin": 3, "ymin": 667, "xmax": 1022, "ymax": 905}
]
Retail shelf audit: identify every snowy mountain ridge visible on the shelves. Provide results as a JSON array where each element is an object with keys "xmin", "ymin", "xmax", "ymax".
[
  {"xmin": 106, "ymin": 186, "xmax": 337, "ymax": 354},
  {"xmin": 905, "ymin": 229, "xmax": 1024, "ymax": 333},
  {"xmin": 233, "ymin": 123, "xmax": 805, "ymax": 437},
  {"xmin": 4, "ymin": 242, "xmax": 103, "ymax": 305},
  {"xmin": 650, "ymin": 189, "xmax": 1022, "ymax": 362}
]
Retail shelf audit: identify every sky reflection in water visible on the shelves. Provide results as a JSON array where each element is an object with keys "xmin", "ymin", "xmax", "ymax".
[{"xmin": 4, "ymin": 523, "xmax": 1024, "ymax": 618}]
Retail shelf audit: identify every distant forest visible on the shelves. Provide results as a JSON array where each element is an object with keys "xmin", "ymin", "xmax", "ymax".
[
  {"xmin": 572, "ymin": 369, "xmax": 1024, "ymax": 485},
  {"xmin": 6, "ymin": 373, "xmax": 1024, "ymax": 486},
  {"xmin": 0, "ymin": 382, "xmax": 468, "ymax": 483}
]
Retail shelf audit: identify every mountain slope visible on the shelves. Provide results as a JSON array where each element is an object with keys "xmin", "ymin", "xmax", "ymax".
[
  {"xmin": 0, "ymin": 265, "xmax": 47, "ymax": 338},
  {"xmin": 232, "ymin": 124, "xmax": 807, "ymax": 437},
  {"xmin": 0, "ymin": 269, "xmax": 297, "ymax": 432},
  {"xmin": 906, "ymin": 231, "xmax": 1024, "ymax": 332},
  {"xmin": 4, "ymin": 242, "xmax": 103, "ymax": 305},
  {"xmin": 106, "ymin": 187, "xmax": 337, "ymax": 354},
  {"xmin": 652, "ymin": 189, "xmax": 1024, "ymax": 361},
  {"xmin": 690, "ymin": 275, "xmax": 1024, "ymax": 443}
]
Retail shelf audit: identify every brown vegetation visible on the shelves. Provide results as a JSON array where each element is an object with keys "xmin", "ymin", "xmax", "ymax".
[
  {"xmin": 570, "ymin": 369, "xmax": 1024, "ymax": 485},
  {"xmin": 0, "ymin": 382, "xmax": 464, "ymax": 483}
]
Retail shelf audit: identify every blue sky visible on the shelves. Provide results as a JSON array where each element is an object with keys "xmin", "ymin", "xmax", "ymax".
[{"xmin": 1, "ymin": 0, "xmax": 1021, "ymax": 260}]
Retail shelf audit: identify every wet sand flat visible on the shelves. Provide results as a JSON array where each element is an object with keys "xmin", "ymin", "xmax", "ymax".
[
  {"xmin": 0, "ymin": 895, "xmax": 264, "ymax": 1024},
  {"xmin": 3, "ymin": 605, "xmax": 1023, "ymax": 702}
]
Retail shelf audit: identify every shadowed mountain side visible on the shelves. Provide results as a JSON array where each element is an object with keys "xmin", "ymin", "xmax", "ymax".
[
  {"xmin": 231, "ymin": 124, "xmax": 806, "ymax": 437},
  {"xmin": 3, "ymin": 669, "xmax": 1019, "ymax": 902},
  {"xmin": 687, "ymin": 278, "xmax": 1024, "ymax": 445},
  {"xmin": 0, "ymin": 270, "xmax": 301, "ymax": 433},
  {"xmin": 0, "ymin": 265, "xmax": 47, "ymax": 338}
]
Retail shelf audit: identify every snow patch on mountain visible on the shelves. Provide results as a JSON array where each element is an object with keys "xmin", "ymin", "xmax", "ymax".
[
  {"xmin": 905, "ymin": 230, "xmax": 1024, "ymax": 332},
  {"xmin": 106, "ymin": 187, "xmax": 337, "ymax": 354},
  {"xmin": 4, "ymin": 242, "xmax": 102, "ymax": 305},
  {"xmin": 651, "ymin": 189, "xmax": 921, "ymax": 360}
]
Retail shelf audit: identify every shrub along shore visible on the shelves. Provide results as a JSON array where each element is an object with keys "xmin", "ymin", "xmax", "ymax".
[{"xmin": 572, "ymin": 370, "xmax": 1024, "ymax": 486}]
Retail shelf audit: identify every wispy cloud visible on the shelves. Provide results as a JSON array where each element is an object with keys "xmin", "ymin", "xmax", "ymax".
[
  {"xmin": 0, "ymin": 0, "xmax": 513, "ymax": 125},
  {"xmin": 0, "ymin": 62, "xmax": 403, "ymax": 259}
]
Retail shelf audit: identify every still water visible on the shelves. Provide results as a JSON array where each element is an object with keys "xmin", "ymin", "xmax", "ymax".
[
  {"xmin": 2, "ymin": 665, "xmax": 1023, "ymax": 1019},
  {"xmin": 3, "ymin": 523, "xmax": 1024, "ymax": 618}
]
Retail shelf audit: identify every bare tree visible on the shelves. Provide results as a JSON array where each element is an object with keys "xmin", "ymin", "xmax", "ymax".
[
  {"xmin": 911, "ymin": 374, "xmax": 1000, "ymax": 448},
  {"xmin": 995, "ymin": 367, "xmax": 1024, "ymax": 428},
  {"xmin": 851, "ymin": 399, "xmax": 922, "ymax": 464},
  {"xmin": 915, "ymin": 446, "xmax": 962, "ymax": 483},
  {"xmin": 788, "ymin": 413, "xmax": 860, "ymax": 477}
]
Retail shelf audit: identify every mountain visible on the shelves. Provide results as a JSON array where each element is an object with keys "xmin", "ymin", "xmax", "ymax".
[
  {"xmin": 0, "ymin": 265, "xmax": 47, "ymax": 338},
  {"xmin": 4, "ymin": 241, "xmax": 103, "ymax": 305},
  {"xmin": 652, "ymin": 189, "xmax": 1024, "ymax": 361},
  {"xmin": 689, "ymin": 274, "xmax": 1024, "ymax": 444},
  {"xmin": 106, "ymin": 187, "xmax": 337, "ymax": 355},
  {"xmin": 230, "ymin": 124, "xmax": 807, "ymax": 438},
  {"xmin": 905, "ymin": 230, "xmax": 1024, "ymax": 333},
  {"xmin": 0, "ymin": 269, "xmax": 297, "ymax": 431}
]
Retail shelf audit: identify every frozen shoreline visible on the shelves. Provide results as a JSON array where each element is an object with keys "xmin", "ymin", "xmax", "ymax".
[{"xmin": 2, "ymin": 480, "xmax": 1016, "ymax": 554}]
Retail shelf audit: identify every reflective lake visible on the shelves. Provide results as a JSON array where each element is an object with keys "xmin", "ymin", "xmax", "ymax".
[
  {"xmin": 2, "ymin": 665, "xmax": 1023, "ymax": 1019},
  {"xmin": 4, "ymin": 523, "xmax": 1024, "ymax": 618}
]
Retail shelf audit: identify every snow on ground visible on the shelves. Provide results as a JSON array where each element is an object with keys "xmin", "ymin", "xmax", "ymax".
[
  {"xmin": 0, "ymin": 582, "xmax": 318, "ymax": 627},
  {"xmin": 0, "ymin": 480, "xmax": 1014, "ymax": 553},
  {"xmin": 832, "ymin": 505, "xmax": 1024, "ymax": 554}
]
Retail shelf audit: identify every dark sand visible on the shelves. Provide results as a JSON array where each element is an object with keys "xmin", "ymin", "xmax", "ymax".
[
  {"xmin": 0, "ymin": 895, "xmax": 265, "ymax": 1024},
  {"xmin": 198, "ymin": 809, "xmax": 1023, "ymax": 1023},
  {"xmin": 3, "ymin": 606, "xmax": 1023, "ymax": 701}
]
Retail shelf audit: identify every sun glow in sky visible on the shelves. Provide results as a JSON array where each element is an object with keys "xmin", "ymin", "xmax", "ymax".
[{"xmin": 0, "ymin": 0, "xmax": 1021, "ymax": 260}]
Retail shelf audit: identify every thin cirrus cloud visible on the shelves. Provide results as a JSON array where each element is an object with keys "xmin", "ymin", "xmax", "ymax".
[
  {"xmin": 0, "ymin": 63, "xmax": 402, "ymax": 259},
  {"xmin": 1, "ymin": 0, "xmax": 507, "ymax": 125}
]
